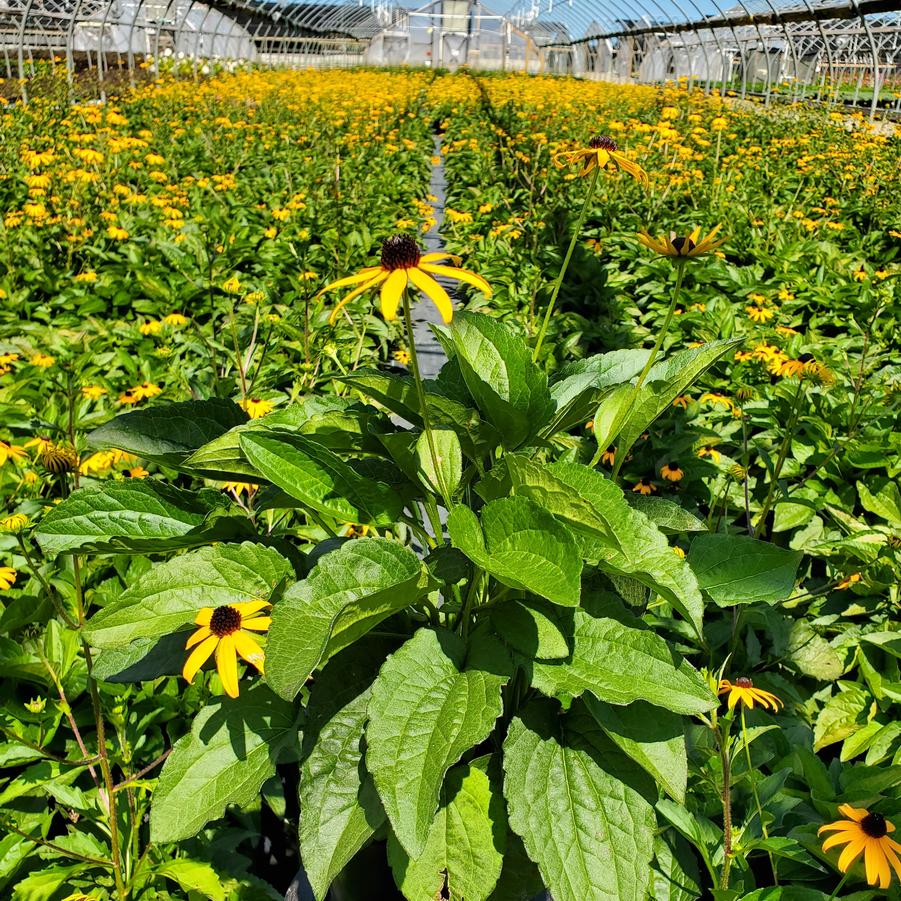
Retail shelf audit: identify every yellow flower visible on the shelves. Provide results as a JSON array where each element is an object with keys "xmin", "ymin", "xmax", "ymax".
[
  {"xmin": 672, "ymin": 546, "xmax": 686, "ymax": 558},
  {"xmin": 710, "ymin": 117, "xmax": 728, "ymax": 130},
  {"xmin": 127, "ymin": 467, "xmax": 150, "ymax": 478},
  {"xmin": 182, "ymin": 601, "xmax": 271, "ymax": 698},
  {"xmin": 746, "ymin": 306, "xmax": 774, "ymax": 323},
  {"xmin": 342, "ymin": 523, "xmax": 373, "ymax": 538},
  {"xmin": 241, "ymin": 397, "xmax": 274, "ymax": 419},
  {"xmin": 220, "ymin": 481, "xmax": 257, "ymax": 496},
  {"xmin": 163, "ymin": 313, "xmax": 189, "ymax": 326},
  {"xmin": 393, "ymin": 349, "xmax": 411, "ymax": 366},
  {"xmin": 0, "ymin": 442, "xmax": 28, "ymax": 467},
  {"xmin": 82, "ymin": 385, "xmax": 107, "ymax": 400},
  {"xmin": 30, "ymin": 353, "xmax": 55, "ymax": 368},
  {"xmin": 717, "ymin": 677, "xmax": 783, "ymax": 711},
  {"xmin": 819, "ymin": 805, "xmax": 901, "ymax": 889},
  {"xmin": 553, "ymin": 135, "xmax": 648, "ymax": 185},
  {"xmin": 222, "ymin": 276, "xmax": 242, "ymax": 294},
  {"xmin": 106, "ymin": 226, "xmax": 129, "ymax": 241},
  {"xmin": 319, "ymin": 235, "xmax": 490, "ymax": 325},
  {"xmin": 837, "ymin": 572, "xmax": 862, "ymax": 590},
  {"xmin": 632, "ymin": 479, "xmax": 655, "ymax": 495},
  {"xmin": 672, "ymin": 395, "xmax": 690, "ymax": 409},
  {"xmin": 0, "ymin": 513, "xmax": 29, "ymax": 532},
  {"xmin": 139, "ymin": 320, "xmax": 162, "ymax": 335},
  {"xmin": 700, "ymin": 392, "xmax": 734, "ymax": 411},
  {"xmin": 638, "ymin": 225, "xmax": 726, "ymax": 259},
  {"xmin": 0, "ymin": 566, "xmax": 17, "ymax": 590},
  {"xmin": 74, "ymin": 271, "xmax": 97, "ymax": 283},
  {"xmin": 660, "ymin": 462, "xmax": 683, "ymax": 482},
  {"xmin": 600, "ymin": 446, "xmax": 616, "ymax": 466},
  {"xmin": 697, "ymin": 445, "xmax": 721, "ymax": 463}
]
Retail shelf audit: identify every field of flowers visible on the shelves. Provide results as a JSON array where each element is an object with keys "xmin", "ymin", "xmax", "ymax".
[{"xmin": 0, "ymin": 66, "xmax": 900, "ymax": 901}]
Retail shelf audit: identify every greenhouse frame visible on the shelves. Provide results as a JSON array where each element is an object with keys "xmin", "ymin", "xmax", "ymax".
[{"xmin": 2, "ymin": 0, "xmax": 900, "ymax": 114}]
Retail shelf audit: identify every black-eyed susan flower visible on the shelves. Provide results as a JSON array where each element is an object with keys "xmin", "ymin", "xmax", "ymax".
[
  {"xmin": 672, "ymin": 395, "xmax": 690, "ymax": 409},
  {"xmin": 637, "ymin": 225, "xmax": 726, "ymax": 259},
  {"xmin": 718, "ymin": 677, "xmax": 783, "ymax": 711},
  {"xmin": 601, "ymin": 446, "xmax": 616, "ymax": 466},
  {"xmin": 698, "ymin": 445, "xmax": 721, "ymax": 463},
  {"xmin": 819, "ymin": 805, "xmax": 901, "ymax": 888},
  {"xmin": 393, "ymin": 349, "xmax": 411, "ymax": 366},
  {"xmin": 241, "ymin": 397, "xmax": 274, "ymax": 419},
  {"xmin": 0, "ymin": 513, "xmax": 28, "ymax": 532},
  {"xmin": 632, "ymin": 478, "xmax": 656, "ymax": 495},
  {"xmin": 661, "ymin": 462, "xmax": 684, "ymax": 482},
  {"xmin": 183, "ymin": 601, "xmax": 271, "ymax": 698},
  {"xmin": 319, "ymin": 235, "xmax": 490, "ymax": 325},
  {"xmin": 0, "ymin": 566, "xmax": 17, "ymax": 590},
  {"xmin": 837, "ymin": 572, "xmax": 862, "ymax": 590},
  {"xmin": 746, "ymin": 306, "xmax": 774, "ymax": 323},
  {"xmin": 553, "ymin": 135, "xmax": 648, "ymax": 185}
]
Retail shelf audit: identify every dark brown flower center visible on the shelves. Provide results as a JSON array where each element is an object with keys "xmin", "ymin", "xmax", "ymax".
[
  {"xmin": 250, "ymin": 397, "xmax": 261, "ymax": 404},
  {"xmin": 668, "ymin": 462, "xmax": 679, "ymax": 470},
  {"xmin": 735, "ymin": 676, "xmax": 754, "ymax": 688},
  {"xmin": 861, "ymin": 812, "xmax": 888, "ymax": 838},
  {"xmin": 380, "ymin": 234, "xmax": 421, "ymax": 271},
  {"xmin": 589, "ymin": 135, "xmax": 617, "ymax": 151},
  {"xmin": 209, "ymin": 605, "xmax": 241, "ymax": 637},
  {"xmin": 671, "ymin": 236, "xmax": 697, "ymax": 255}
]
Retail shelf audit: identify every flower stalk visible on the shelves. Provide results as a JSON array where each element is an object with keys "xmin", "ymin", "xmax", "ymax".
[{"xmin": 532, "ymin": 164, "xmax": 601, "ymax": 362}]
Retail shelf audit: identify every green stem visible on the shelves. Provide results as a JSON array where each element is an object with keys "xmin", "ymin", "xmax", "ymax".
[
  {"xmin": 754, "ymin": 378, "xmax": 805, "ymax": 538},
  {"xmin": 608, "ymin": 261, "xmax": 685, "ymax": 477},
  {"xmin": 826, "ymin": 870, "xmax": 851, "ymax": 901},
  {"xmin": 532, "ymin": 164, "xmax": 601, "ymax": 362},
  {"xmin": 718, "ymin": 724, "xmax": 733, "ymax": 891},
  {"xmin": 741, "ymin": 707, "xmax": 778, "ymax": 884},
  {"xmin": 402, "ymin": 291, "xmax": 452, "ymax": 511}
]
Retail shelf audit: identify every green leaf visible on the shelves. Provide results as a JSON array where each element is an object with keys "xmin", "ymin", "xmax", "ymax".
[
  {"xmin": 507, "ymin": 458, "xmax": 703, "ymax": 631},
  {"xmin": 266, "ymin": 538, "xmax": 425, "ymax": 700},
  {"xmin": 591, "ymin": 384, "xmax": 635, "ymax": 458},
  {"xmin": 447, "ymin": 498, "xmax": 582, "ymax": 607},
  {"xmin": 448, "ymin": 312, "xmax": 553, "ymax": 448},
  {"xmin": 487, "ymin": 831, "xmax": 545, "ymax": 901},
  {"xmin": 813, "ymin": 686, "xmax": 871, "ymax": 752},
  {"xmin": 525, "ymin": 597, "xmax": 715, "ymax": 715},
  {"xmin": 388, "ymin": 761, "xmax": 506, "ymax": 901},
  {"xmin": 12, "ymin": 864, "xmax": 87, "ymax": 901},
  {"xmin": 240, "ymin": 431, "xmax": 402, "ymax": 526},
  {"xmin": 416, "ymin": 428, "xmax": 463, "ymax": 497},
  {"xmin": 624, "ymin": 495, "xmax": 705, "ymax": 534},
  {"xmin": 300, "ymin": 639, "xmax": 392, "ymax": 901},
  {"xmin": 547, "ymin": 349, "xmax": 651, "ymax": 435},
  {"xmin": 651, "ymin": 832, "xmax": 702, "ymax": 901},
  {"xmin": 366, "ymin": 628, "xmax": 506, "ymax": 857},
  {"xmin": 88, "ymin": 398, "xmax": 247, "ymax": 466},
  {"xmin": 858, "ymin": 479, "xmax": 901, "ymax": 526},
  {"xmin": 490, "ymin": 600, "xmax": 571, "ymax": 660},
  {"xmin": 787, "ymin": 622, "xmax": 844, "ymax": 681},
  {"xmin": 0, "ymin": 760, "xmax": 89, "ymax": 806},
  {"xmin": 503, "ymin": 699, "xmax": 656, "ymax": 901},
  {"xmin": 688, "ymin": 534, "xmax": 801, "ymax": 606},
  {"xmin": 91, "ymin": 632, "xmax": 187, "ymax": 682},
  {"xmin": 85, "ymin": 542, "xmax": 292, "ymax": 648},
  {"xmin": 155, "ymin": 859, "xmax": 227, "ymax": 901},
  {"xmin": 35, "ymin": 480, "xmax": 238, "ymax": 556},
  {"xmin": 150, "ymin": 684, "xmax": 298, "ymax": 842},
  {"xmin": 614, "ymin": 339, "xmax": 741, "ymax": 462},
  {"xmin": 584, "ymin": 698, "xmax": 687, "ymax": 802}
]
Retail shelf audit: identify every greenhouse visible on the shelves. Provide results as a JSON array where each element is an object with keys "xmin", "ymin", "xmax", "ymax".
[{"xmin": 0, "ymin": 0, "xmax": 900, "ymax": 896}]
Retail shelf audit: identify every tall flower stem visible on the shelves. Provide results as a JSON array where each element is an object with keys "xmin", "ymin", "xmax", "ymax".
[
  {"xmin": 741, "ymin": 707, "xmax": 778, "ymax": 884},
  {"xmin": 402, "ymin": 291, "xmax": 452, "ymax": 511},
  {"xmin": 608, "ymin": 260, "xmax": 685, "ymax": 478},
  {"xmin": 719, "ymin": 727, "xmax": 734, "ymax": 891},
  {"xmin": 754, "ymin": 378, "xmax": 805, "ymax": 538},
  {"xmin": 532, "ymin": 164, "xmax": 601, "ymax": 362}
]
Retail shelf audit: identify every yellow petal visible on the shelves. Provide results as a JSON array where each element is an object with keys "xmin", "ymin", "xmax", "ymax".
[
  {"xmin": 242, "ymin": 616, "xmax": 272, "ymax": 632},
  {"xmin": 215, "ymin": 634, "xmax": 240, "ymax": 698},
  {"xmin": 838, "ymin": 805, "xmax": 867, "ymax": 822},
  {"xmin": 611, "ymin": 152, "xmax": 649, "ymax": 186},
  {"xmin": 689, "ymin": 226, "xmax": 703, "ymax": 244},
  {"xmin": 820, "ymin": 820, "xmax": 860, "ymax": 834},
  {"xmin": 327, "ymin": 272, "xmax": 387, "ymax": 325},
  {"xmin": 419, "ymin": 263, "xmax": 491, "ymax": 297},
  {"xmin": 195, "ymin": 608, "xmax": 213, "ymax": 626},
  {"xmin": 185, "ymin": 626, "xmax": 212, "ymax": 649},
  {"xmin": 316, "ymin": 267, "xmax": 382, "ymax": 297},
  {"xmin": 420, "ymin": 252, "xmax": 461, "ymax": 265},
  {"xmin": 379, "ymin": 269, "xmax": 408, "ymax": 321},
  {"xmin": 884, "ymin": 842, "xmax": 901, "ymax": 881},
  {"xmin": 837, "ymin": 836, "xmax": 866, "ymax": 873},
  {"xmin": 182, "ymin": 634, "xmax": 217, "ymax": 684},
  {"xmin": 822, "ymin": 831, "xmax": 858, "ymax": 851},
  {"xmin": 233, "ymin": 599, "xmax": 271, "ymax": 618},
  {"xmin": 865, "ymin": 840, "xmax": 890, "ymax": 888},
  {"xmin": 408, "ymin": 267, "xmax": 453, "ymax": 324},
  {"xmin": 234, "ymin": 630, "xmax": 265, "ymax": 674}
]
